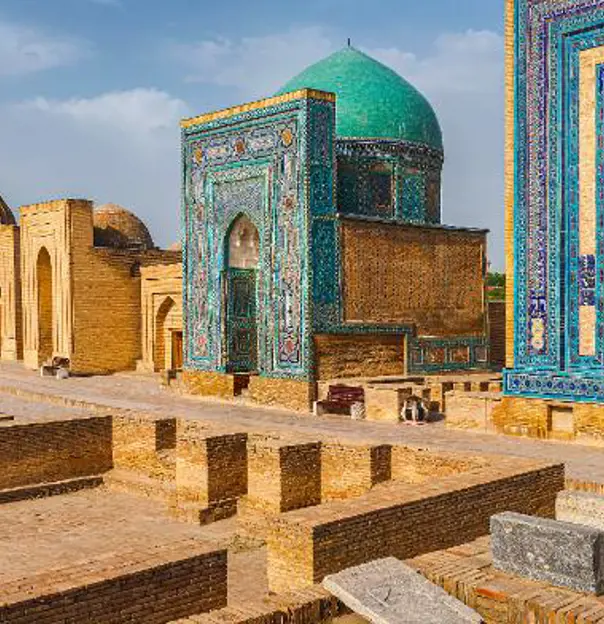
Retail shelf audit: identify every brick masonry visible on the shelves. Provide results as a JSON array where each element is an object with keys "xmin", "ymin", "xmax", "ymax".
[
  {"xmin": 0, "ymin": 541, "xmax": 227, "ymax": 624},
  {"xmin": 0, "ymin": 416, "xmax": 112, "ymax": 489},
  {"xmin": 266, "ymin": 459, "xmax": 564, "ymax": 593}
]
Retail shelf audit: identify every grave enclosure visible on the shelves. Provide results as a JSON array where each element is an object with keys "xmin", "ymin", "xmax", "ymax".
[{"xmin": 0, "ymin": 405, "xmax": 564, "ymax": 623}]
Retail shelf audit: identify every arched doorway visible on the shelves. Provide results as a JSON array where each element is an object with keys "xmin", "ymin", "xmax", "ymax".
[
  {"xmin": 155, "ymin": 296, "xmax": 182, "ymax": 372},
  {"xmin": 37, "ymin": 247, "xmax": 53, "ymax": 364},
  {"xmin": 225, "ymin": 215, "xmax": 260, "ymax": 372}
]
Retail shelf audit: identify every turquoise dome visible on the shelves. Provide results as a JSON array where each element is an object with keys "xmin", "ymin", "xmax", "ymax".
[{"xmin": 275, "ymin": 46, "xmax": 443, "ymax": 151}]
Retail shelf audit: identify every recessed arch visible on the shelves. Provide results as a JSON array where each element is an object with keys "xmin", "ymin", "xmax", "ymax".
[
  {"xmin": 226, "ymin": 213, "xmax": 260, "ymax": 269},
  {"xmin": 155, "ymin": 296, "xmax": 176, "ymax": 371},
  {"xmin": 224, "ymin": 214, "xmax": 260, "ymax": 373},
  {"xmin": 36, "ymin": 247, "xmax": 53, "ymax": 364}
]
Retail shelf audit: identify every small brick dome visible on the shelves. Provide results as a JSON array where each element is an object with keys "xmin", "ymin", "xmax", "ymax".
[
  {"xmin": 0, "ymin": 195, "xmax": 16, "ymax": 226},
  {"xmin": 93, "ymin": 203, "xmax": 154, "ymax": 250}
]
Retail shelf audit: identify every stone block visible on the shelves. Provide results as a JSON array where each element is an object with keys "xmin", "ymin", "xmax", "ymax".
[
  {"xmin": 491, "ymin": 512, "xmax": 604, "ymax": 594},
  {"xmin": 323, "ymin": 557, "xmax": 483, "ymax": 624},
  {"xmin": 556, "ymin": 490, "xmax": 604, "ymax": 531}
]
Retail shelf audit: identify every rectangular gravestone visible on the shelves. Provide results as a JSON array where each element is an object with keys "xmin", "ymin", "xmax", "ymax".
[
  {"xmin": 323, "ymin": 557, "xmax": 483, "ymax": 624},
  {"xmin": 490, "ymin": 512, "xmax": 604, "ymax": 594},
  {"xmin": 556, "ymin": 490, "xmax": 604, "ymax": 531}
]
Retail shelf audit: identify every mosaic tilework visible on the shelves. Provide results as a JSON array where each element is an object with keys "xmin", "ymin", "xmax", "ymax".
[
  {"xmin": 183, "ymin": 97, "xmax": 311, "ymax": 379},
  {"xmin": 506, "ymin": 0, "xmax": 604, "ymax": 402}
]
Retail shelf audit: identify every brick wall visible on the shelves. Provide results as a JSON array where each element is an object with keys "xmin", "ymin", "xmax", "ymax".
[
  {"xmin": 0, "ymin": 416, "xmax": 113, "ymax": 489},
  {"xmin": 139, "ymin": 263, "xmax": 182, "ymax": 372},
  {"xmin": 0, "ymin": 225, "xmax": 22, "ymax": 360},
  {"xmin": 321, "ymin": 442, "xmax": 391, "ymax": 501},
  {"xmin": 0, "ymin": 542, "xmax": 227, "ymax": 624},
  {"xmin": 175, "ymin": 420, "xmax": 247, "ymax": 511},
  {"xmin": 341, "ymin": 219, "xmax": 487, "ymax": 338},
  {"xmin": 314, "ymin": 333, "xmax": 406, "ymax": 380},
  {"xmin": 266, "ymin": 459, "xmax": 564, "ymax": 592},
  {"xmin": 19, "ymin": 199, "xmax": 180, "ymax": 373},
  {"xmin": 488, "ymin": 301, "xmax": 506, "ymax": 370}
]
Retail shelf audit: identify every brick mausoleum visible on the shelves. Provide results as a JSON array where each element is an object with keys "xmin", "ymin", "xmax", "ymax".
[{"xmin": 180, "ymin": 46, "xmax": 490, "ymax": 411}]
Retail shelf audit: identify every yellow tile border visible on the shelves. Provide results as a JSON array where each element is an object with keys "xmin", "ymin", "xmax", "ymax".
[
  {"xmin": 505, "ymin": 0, "xmax": 516, "ymax": 368},
  {"xmin": 180, "ymin": 89, "xmax": 336, "ymax": 129}
]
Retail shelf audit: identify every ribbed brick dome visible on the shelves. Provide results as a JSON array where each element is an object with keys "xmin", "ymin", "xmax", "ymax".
[
  {"xmin": 93, "ymin": 203, "xmax": 154, "ymax": 250},
  {"xmin": 0, "ymin": 195, "xmax": 16, "ymax": 226},
  {"xmin": 275, "ymin": 46, "xmax": 443, "ymax": 151}
]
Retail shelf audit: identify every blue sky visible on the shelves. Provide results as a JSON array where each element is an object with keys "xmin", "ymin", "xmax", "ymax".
[{"xmin": 0, "ymin": 0, "xmax": 506, "ymax": 267}]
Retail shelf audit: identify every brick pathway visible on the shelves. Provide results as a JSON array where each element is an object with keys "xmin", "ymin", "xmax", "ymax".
[{"xmin": 2, "ymin": 362, "xmax": 604, "ymax": 484}]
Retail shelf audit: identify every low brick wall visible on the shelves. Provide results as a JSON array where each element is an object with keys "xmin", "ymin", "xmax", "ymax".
[
  {"xmin": 112, "ymin": 413, "xmax": 176, "ymax": 478},
  {"xmin": 321, "ymin": 442, "xmax": 391, "ymax": 501},
  {"xmin": 0, "ymin": 541, "xmax": 227, "ymax": 624},
  {"xmin": 248, "ymin": 376, "xmax": 316, "ymax": 412},
  {"xmin": 171, "ymin": 585, "xmax": 342, "ymax": 624},
  {"xmin": 390, "ymin": 446, "xmax": 489, "ymax": 484},
  {"xmin": 0, "ymin": 416, "xmax": 112, "ymax": 489},
  {"xmin": 266, "ymin": 459, "xmax": 564, "ymax": 592}
]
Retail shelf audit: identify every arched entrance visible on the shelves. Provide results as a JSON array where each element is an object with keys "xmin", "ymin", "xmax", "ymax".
[
  {"xmin": 225, "ymin": 215, "xmax": 260, "ymax": 372},
  {"xmin": 37, "ymin": 247, "xmax": 53, "ymax": 364},
  {"xmin": 155, "ymin": 296, "xmax": 183, "ymax": 372}
]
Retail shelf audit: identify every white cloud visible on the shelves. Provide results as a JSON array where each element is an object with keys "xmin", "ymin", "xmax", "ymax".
[
  {"xmin": 21, "ymin": 88, "xmax": 189, "ymax": 136},
  {"xmin": 169, "ymin": 26, "xmax": 335, "ymax": 99},
  {"xmin": 171, "ymin": 27, "xmax": 505, "ymax": 267},
  {"xmin": 364, "ymin": 30, "xmax": 505, "ymax": 268},
  {"xmin": 1, "ymin": 89, "xmax": 189, "ymax": 247},
  {"xmin": 1, "ymin": 28, "xmax": 505, "ymax": 266},
  {"xmin": 0, "ymin": 17, "xmax": 89, "ymax": 76}
]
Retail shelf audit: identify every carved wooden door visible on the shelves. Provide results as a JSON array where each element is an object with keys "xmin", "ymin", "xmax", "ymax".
[{"xmin": 226, "ymin": 268, "xmax": 258, "ymax": 372}]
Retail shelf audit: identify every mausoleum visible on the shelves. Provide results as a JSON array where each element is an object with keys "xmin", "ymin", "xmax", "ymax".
[
  {"xmin": 181, "ymin": 46, "xmax": 490, "ymax": 410},
  {"xmin": 500, "ymin": 0, "xmax": 604, "ymax": 441}
]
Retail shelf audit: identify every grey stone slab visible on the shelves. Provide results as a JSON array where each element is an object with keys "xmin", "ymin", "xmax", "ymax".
[
  {"xmin": 322, "ymin": 557, "xmax": 483, "ymax": 624},
  {"xmin": 556, "ymin": 490, "xmax": 604, "ymax": 531},
  {"xmin": 490, "ymin": 512, "xmax": 604, "ymax": 594}
]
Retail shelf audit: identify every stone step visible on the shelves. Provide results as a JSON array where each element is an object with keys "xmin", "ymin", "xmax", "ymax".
[
  {"xmin": 103, "ymin": 467, "xmax": 176, "ymax": 502},
  {"xmin": 0, "ymin": 475, "xmax": 103, "ymax": 505}
]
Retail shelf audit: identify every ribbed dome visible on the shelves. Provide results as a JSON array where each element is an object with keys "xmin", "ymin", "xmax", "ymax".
[
  {"xmin": 93, "ymin": 203, "xmax": 154, "ymax": 250},
  {"xmin": 0, "ymin": 195, "xmax": 16, "ymax": 226},
  {"xmin": 275, "ymin": 46, "xmax": 443, "ymax": 150}
]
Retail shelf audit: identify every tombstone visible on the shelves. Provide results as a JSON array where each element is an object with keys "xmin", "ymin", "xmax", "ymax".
[
  {"xmin": 323, "ymin": 557, "xmax": 483, "ymax": 624},
  {"xmin": 491, "ymin": 512, "xmax": 604, "ymax": 594}
]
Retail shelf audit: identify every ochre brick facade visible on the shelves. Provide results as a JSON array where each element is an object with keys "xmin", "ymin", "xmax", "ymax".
[
  {"xmin": 321, "ymin": 442, "xmax": 391, "ymax": 501},
  {"xmin": 341, "ymin": 219, "xmax": 486, "ymax": 337},
  {"xmin": 0, "ymin": 225, "xmax": 22, "ymax": 360},
  {"xmin": 19, "ymin": 199, "xmax": 179, "ymax": 373},
  {"xmin": 139, "ymin": 263, "xmax": 183, "ymax": 372}
]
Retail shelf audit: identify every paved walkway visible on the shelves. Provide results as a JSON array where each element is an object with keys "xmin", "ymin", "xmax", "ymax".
[{"xmin": 2, "ymin": 362, "xmax": 604, "ymax": 484}]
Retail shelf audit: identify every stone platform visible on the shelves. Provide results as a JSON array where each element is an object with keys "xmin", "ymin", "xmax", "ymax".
[{"xmin": 0, "ymin": 489, "xmax": 232, "ymax": 623}]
